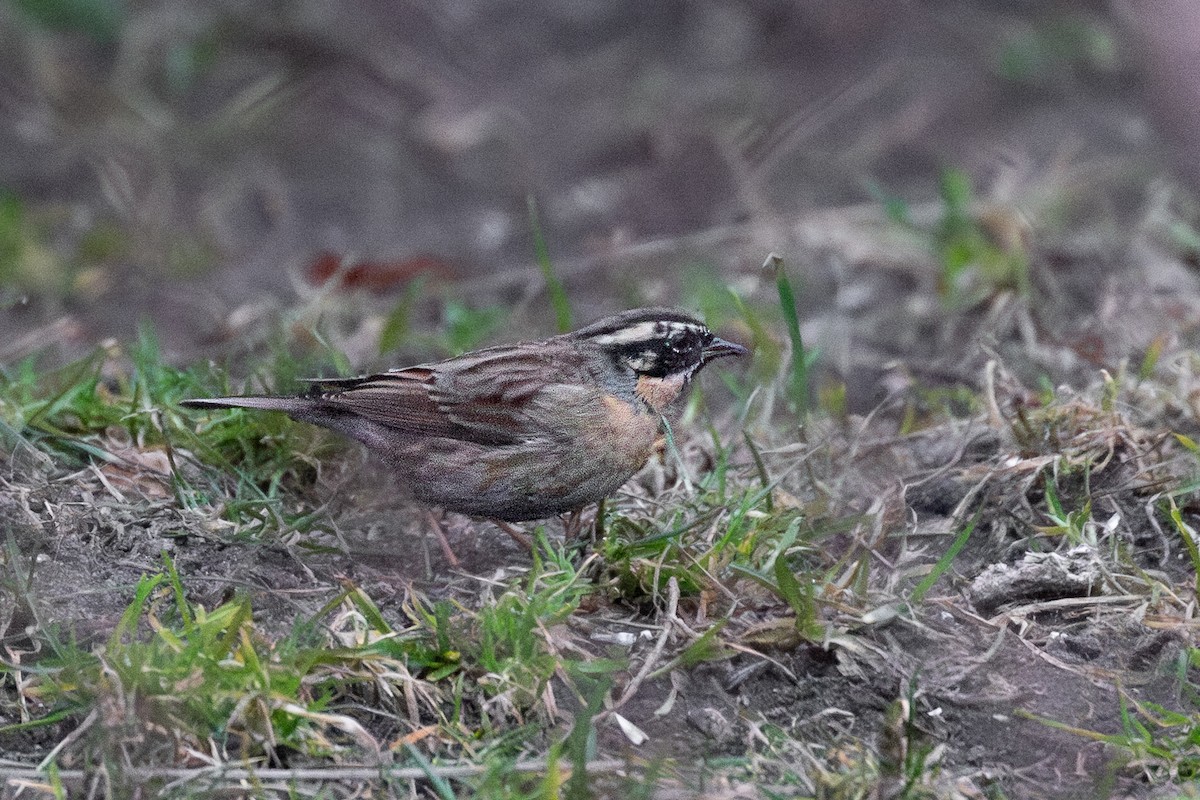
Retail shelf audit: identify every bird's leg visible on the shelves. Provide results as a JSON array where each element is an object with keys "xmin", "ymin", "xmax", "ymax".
[
  {"xmin": 561, "ymin": 507, "xmax": 586, "ymax": 540},
  {"xmin": 591, "ymin": 498, "xmax": 607, "ymax": 545},
  {"xmin": 561, "ymin": 506, "xmax": 603, "ymax": 563},
  {"xmin": 424, "ymin": 509, "xmax": 461, "ymax": 568},
  {"xmin": 492, "ymin": 520, "xmax": 533, "ymax": 550}
]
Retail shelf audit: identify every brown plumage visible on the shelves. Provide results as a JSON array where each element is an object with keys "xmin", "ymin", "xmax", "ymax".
[{"xmin": 182, "ymin": 308, "xmax": 747, "ymax": 521}]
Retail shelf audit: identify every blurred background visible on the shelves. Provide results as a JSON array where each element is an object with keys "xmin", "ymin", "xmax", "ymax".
[{"xmin": 1, "ymin": 0, "xmax": 1198, "ymax": 387}]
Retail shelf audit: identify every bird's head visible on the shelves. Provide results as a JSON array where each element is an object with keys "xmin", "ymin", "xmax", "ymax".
[{"xmin": 574, "ymin": 308, "xmax": 748, "ymax": 411}]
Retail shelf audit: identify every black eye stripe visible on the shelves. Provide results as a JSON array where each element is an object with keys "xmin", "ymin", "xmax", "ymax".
[{"xmin": 586, "ymin": 316, "xmax": 714, "ymax": 378}]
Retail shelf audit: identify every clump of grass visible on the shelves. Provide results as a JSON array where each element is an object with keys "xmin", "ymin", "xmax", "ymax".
[
  {"xmin": 896, "ymin": 383, "xmax": 980, "ymax": 435},
  {"xmin": 0, "ymin": 190, "xmax": 68, "ymax": 298},
  {"xmin": 0, "ymin": 189, "xmax": 144, "ymax": 304},
  {"xmin": 994, "ymin": 14, "xmax": 1118, "ymax": 86},
  {"xmin": 332, "ymin": 542, "xmax": 618, "ymax": 763},
  {"xmin": 598, "ymin": 436, "xmax": 867, "ymax": 652},
  {"xmin": 1037, "ymin": 472, "xmax": 1098, "ymax": 545},
  {"xmin": 1, "ymin": 552, "xmax": 609, "ymax": 777},
  {"xmin": 382, "ymin": 297, "xmax": 509, "ymax": 358},
  {"xmin": 722, "ymin": 692, "xmax": 976, "ymax": 800},
  {"xmin": 872, "ymin": 169, "xmax": 1030, "ymax": 308},
  {"xmin": 1020, "ymin": 682, "xmax": 1200, "ymax": 786},
  {"xmin": 3, "ymin": 556, "xmax": 379, "ymax": 767},
  {"xmin": 0, "ymin": 323, "xmax": 345, "ymax": 533},
  {"xmin": 463, "ymin": 543, "xmax": 596, "ymax": 713},
  {"xmin": 436, "ymin": 301, "xmax": 509, "ymax": 356}
]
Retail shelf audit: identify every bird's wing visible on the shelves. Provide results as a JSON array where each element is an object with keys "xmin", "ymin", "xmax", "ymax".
[{"xmin": 308, "ymin": 343, "xmax": 585, "ymax": 446}]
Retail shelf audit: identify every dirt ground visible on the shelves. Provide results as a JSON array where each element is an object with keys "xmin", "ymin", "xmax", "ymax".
[{"xmin": 2, "ymin": 2, "xmax": 1200, "ymax": 798}]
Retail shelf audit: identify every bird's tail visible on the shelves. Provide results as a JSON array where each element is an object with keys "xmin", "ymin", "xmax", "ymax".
[{"xmin": 180, "ymin": 396, "xmax": 304, "ymax": 413}]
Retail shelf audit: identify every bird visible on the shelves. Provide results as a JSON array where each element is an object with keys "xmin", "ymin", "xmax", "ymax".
[{"xmin": 181, "ymin": 307, "xmax": 747, "ymax": 530}]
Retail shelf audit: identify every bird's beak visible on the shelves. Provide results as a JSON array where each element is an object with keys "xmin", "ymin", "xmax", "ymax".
[{"xmin": 703, "ymin": 336, "xmax": 749, "ymax": 362}]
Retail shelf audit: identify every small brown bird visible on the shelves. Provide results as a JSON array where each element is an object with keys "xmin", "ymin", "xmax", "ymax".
[{"xmin": 182, "ymin": 308, "xmax": 747, "ymax": 523}]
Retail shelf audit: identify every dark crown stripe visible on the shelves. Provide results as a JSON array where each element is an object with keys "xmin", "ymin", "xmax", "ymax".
[{"xmin": 573, "ymin": 307, "xmax": 704, "ymax": 339}]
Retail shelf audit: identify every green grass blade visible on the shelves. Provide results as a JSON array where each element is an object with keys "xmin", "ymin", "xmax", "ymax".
[
  {"xmin": 563, "ymin": 668, "xmax": 609, "ymax": 800},
  {"xmin": 659, "ymin": 415, "xmax": 693, "ymax": 492},
  {"xmin": 768, "ymin": 253, "xmax": 808, "ymax": 416},
  {"xmin": 1167, "ymin": 498, "xmax": 1200, "ymax": 599},
  {"xmin": 527, "ymin": 194, "xmax": 572, "ymax": 332},
  {"xmin": 403, "ymin": 742, "xmax": 458, "ymax": 800},
  {"xmin": 379, "ymin": 275, "xmax": 428, "ymax": 355},
  {"xmin": 161, "ymin": 552, "xmax": 193, "ymax": 632},
  {"xmin": 741, "ymin": 431, "xmax": 774, "ymax": 513},
  {"xmin": 910, "ymin": 507, "xmax": 980, "ymax": 604},
  {"xmin": 108, "ymin": 573, "xmax": 163, "ymax": 649},
  {"xmin": 0, "ymin": 706, "xmax": 80, "ymax": 734}
]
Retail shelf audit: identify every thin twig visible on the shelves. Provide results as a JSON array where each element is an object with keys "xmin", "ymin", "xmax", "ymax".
[
  {"xmin": 0, "ymin": 758, "xmax": 628, "ymax": 785},
  {"xmin": 37, "ymin": 708, "xmax": 98, "ymax": 772},
  {"xmin": 605, "ymin": 577, "xmax": 680, "ymax": 714}
]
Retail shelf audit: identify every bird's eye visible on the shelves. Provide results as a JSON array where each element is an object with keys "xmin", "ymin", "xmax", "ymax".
[{"xmin": 670, "ymin": 330, "xmax": 692, "ymax": 351}]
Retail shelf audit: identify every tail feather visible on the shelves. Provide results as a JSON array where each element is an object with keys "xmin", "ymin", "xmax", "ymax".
[{"xmin": 180, "ymin": 396, "xmax": 303, "ymax": 412}]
